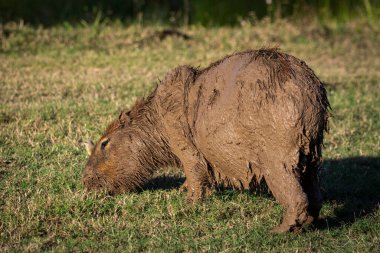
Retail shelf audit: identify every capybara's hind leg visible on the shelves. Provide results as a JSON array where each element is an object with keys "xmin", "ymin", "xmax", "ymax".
[
  {"xmin": 302, "ymin": 159, "xmax": 322, "ymax": 220},
  {"xmin": 264, "ymin": 159, "xmax": 311, "ymax": 233}
]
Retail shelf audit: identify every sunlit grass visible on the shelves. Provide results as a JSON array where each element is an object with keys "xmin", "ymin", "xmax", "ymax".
[{"xmin": 0, "ymin": 19, "xmax": 379, "ymax": 252}]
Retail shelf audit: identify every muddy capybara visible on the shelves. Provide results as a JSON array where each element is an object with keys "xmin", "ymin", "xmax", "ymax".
[{"xmin": 82, "ymin": 49, "xmax": 329, "ymax": 233}]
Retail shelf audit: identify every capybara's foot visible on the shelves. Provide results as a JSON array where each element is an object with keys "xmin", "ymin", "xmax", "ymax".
[
  {"xmin": 271, "ymin": 214, "xmax": 315, "ymax": 233},
  {"xmin": 270, "ymin": 223, "xmax": 304, "ymax": 233},
  {"xmin": 270, "ymin": 223, "xmax": 293, "ymax": 233},
  {"xmin": 185, "ymin": 184, "xmax": 213, "ymax": 203},
  {"xmin": 186, "ymin": 191, "xmax": 202, "ymax": 204}
]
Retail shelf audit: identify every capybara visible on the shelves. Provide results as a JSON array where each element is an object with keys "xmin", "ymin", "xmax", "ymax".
[{"xmin": 82, "ymin": 49, "xmax": 329, "ymax": 233}]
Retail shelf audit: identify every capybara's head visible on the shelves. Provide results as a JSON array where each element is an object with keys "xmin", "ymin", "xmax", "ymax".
[{"xmin": 82, "ymin": 111, "xmax": 144, "ymax": 194}]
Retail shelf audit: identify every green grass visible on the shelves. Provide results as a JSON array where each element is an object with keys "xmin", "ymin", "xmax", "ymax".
[{"xmin": 1, "ymin": 19, "xmax": 379, "ymax": 252}]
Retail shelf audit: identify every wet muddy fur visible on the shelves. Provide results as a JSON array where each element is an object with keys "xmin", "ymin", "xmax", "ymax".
[{"xmin": 83, "ymin": 48, "xmax": 330, "ymax": 232}]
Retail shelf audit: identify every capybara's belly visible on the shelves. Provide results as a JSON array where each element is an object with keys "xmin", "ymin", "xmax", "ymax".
[{"xmin": 194, "ymin": 118, "xmax": 263, "ymax": 188}]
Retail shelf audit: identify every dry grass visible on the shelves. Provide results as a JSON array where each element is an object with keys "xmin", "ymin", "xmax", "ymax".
[{"xmin": 0, "ymin": 19, "xmax": 379, "ymax": 252}]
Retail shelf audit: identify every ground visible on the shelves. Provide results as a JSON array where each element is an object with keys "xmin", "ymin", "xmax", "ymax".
[{"xmin": 0, "ymin": 19, "xmax": 379, "ymax": 252}]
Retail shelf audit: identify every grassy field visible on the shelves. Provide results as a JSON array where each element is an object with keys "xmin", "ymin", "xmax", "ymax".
[{"xmin": 1, "ymin": 19, "xmax": 379, "ymax": 252}]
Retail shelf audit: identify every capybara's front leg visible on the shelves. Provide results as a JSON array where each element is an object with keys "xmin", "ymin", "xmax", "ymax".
[
  {"xmin": 264, "ymin": 159, "xmax": 312, "ymax": 233},
  {"xmin": 164, "ymin": 133, "xmax": 212, "ymax": 202},
  {"xmin": 180, "ymin": 153, "xmax": 212, "ymax": 203}
]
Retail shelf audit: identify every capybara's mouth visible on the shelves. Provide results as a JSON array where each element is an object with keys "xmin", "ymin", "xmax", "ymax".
[
  {"xmin": 82, "ymin": 174, "xmax": 134, "ymax": 195},
  {"xmin": 82, "ymin": 177, "xmax": 101, "ymax": 190},
  {"xmin": 82, "ymin": 174, "xmax": 108, "ymax": 191}
]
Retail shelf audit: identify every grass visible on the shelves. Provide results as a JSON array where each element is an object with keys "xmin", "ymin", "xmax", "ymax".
[{"xmin": 1, "ymin": 19, "xmax": 379, "ymax": 252}]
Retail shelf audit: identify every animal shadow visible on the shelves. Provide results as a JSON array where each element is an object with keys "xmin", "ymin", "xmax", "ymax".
[
  {"xmin": 143, "ymin": 174, "xmax": 185, "ymax": 191},
  {"xmin": 144, "ymin": 156, "xmax": 379, "ymax": 230},
  {"xmin": 316, "ymin": 156, "xmax": 380, "ymax": 229}
]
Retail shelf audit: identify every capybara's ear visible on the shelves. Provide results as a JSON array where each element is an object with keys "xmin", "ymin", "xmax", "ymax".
[
  {"xmin": 82, "ymin": 140, "xmax": 95, "ymax": 156},
  {"xmin": 118, "ymin": 110, "xmax": 131, "ymax": 126}
]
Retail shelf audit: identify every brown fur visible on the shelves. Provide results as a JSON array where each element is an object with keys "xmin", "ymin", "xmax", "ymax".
[{"xmin": 82, "ymin": 49, "xmax": 329, "ymax": 232}]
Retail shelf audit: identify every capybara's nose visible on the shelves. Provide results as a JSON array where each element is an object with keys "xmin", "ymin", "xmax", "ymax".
[{"xmin": 81, "ymin": 167, "xmax": 93, "ymax": 186}]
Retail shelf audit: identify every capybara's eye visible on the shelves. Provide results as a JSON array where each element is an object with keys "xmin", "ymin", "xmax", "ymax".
[{"xmin": 100, "ymin": 139, "xmax": 110, "ymax": 150}]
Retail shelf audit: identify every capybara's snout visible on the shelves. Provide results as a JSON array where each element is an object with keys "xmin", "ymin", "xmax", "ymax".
[{"xmin": 81, "ymin": 166, "xmax": 98, "ymax": 190}]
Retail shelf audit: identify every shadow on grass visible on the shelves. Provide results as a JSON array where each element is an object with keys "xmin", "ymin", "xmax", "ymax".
[
  {"xmin": 316, "ymin": 156, "xmax": 380, "ymax": 230},
  {"xmin": 143, "ymin": 174, "xmax": 185, "ymax": 191},
  {"xmin": 144, "ymin": 156, "xmax": 379, "ymax": 229}
]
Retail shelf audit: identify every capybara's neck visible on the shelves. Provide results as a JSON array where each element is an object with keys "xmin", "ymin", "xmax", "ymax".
[{"xmin": 127, "ymin": 96, "xmax": 180, "ymax": 179}]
